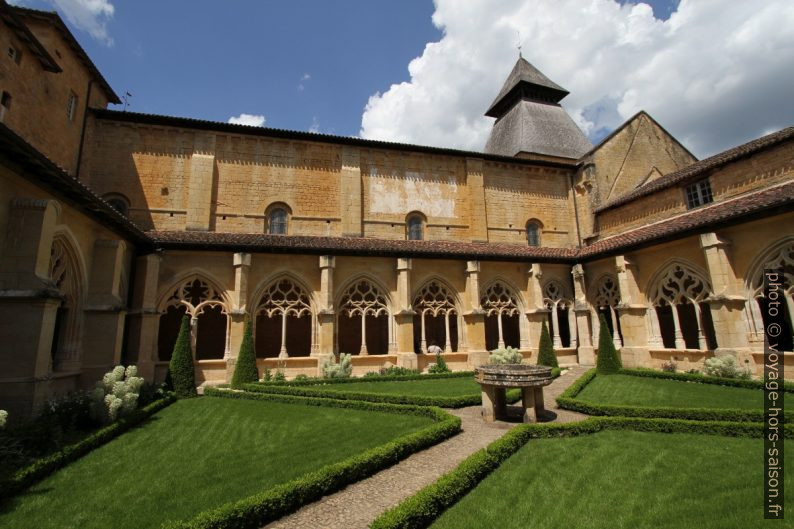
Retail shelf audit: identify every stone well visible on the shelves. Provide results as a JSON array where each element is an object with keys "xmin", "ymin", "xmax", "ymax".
[{"xmin": 474, "ymin": 364, "xmax": 554, "ymax": 423}]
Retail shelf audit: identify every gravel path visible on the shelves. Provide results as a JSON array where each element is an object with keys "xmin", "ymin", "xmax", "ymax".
[{"xmin": 263, "ymin": 365, "xmax": 590, "ymax": 529}]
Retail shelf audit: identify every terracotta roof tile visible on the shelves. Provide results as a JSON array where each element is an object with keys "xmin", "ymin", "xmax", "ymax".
[{"xmin": 595, "ymin": 126, "xmax": 794, "ymax": 213}]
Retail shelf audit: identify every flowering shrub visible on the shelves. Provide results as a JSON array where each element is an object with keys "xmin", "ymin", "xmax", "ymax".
[
  {"xmin": 703, "ymin": 355, "xmax": 752, "ymax": 380},
  {"xmin": 661, "ymin": 360, "xmax": 677, "ymax": 373},
  {"xmin": 89, "ymin": 366, "xmax": 144, "ymax": 425},
  {"xmin": 488, "ymin": 347, "xmax": 523, "ymax": 365},
  {"xmin": 323, "ymin": 353, "xmax": 353, "ymax": 378},
  {"xmin": 428, "ymin": 353, "xmax": 451, "ymax": 373},
  {"xmin": 0, "ymin": 410, "xmax": 7, "ymax": 429}
]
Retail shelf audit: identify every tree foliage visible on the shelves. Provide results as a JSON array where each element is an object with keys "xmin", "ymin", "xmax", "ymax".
[
  {"xmin": 596, "ymin": 313, "xmax": 622, "ymax": 374},
  {"xmin": 168, "ymin": 315, "xmax": 197, "ymax": 398},
  {"xmin": 231, "ymin": 318, "xmax": 259, "ymax": 388},
  {"xmin": 537, "ymin": 320, "xmax": 558, "ymax": 368}
]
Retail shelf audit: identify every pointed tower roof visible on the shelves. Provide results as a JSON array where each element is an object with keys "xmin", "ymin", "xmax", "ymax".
[
  {"xmin": 484, "ymin": 56, "xmax": 591, "ymax": 160},
  {"xmin": 485, "ymin": 57, "xmax": 569, "ymax": 118}
]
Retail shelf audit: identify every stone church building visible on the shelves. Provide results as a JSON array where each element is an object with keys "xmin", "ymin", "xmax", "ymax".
[{"xmin": 1, "ymin": 3, "xmax": 792, "ymax": 417}]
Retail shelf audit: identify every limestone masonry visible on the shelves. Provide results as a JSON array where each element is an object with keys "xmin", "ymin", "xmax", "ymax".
[{"xmin": 0, "ymin": 2, "xmax": 792, "ymax": 418}]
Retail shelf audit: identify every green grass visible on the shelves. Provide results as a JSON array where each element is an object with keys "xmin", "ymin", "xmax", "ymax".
[
  {"xmin": 432, "ymin": 430, "xmax": 794, "ymax": 529},
  {"xmin": 316, "ymin": 377, "xmax": 483, "ymax": 397},
  {"xmin": 576, "ymin": 374, "xmax": 788, "ymax": 410},
  {"xmin": 0, "ymin": 396, "xmax": 433, "ymax": 529}
]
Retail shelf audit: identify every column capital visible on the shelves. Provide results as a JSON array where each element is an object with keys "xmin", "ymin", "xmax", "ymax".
[
  {"xmin": 528, "ymin": 262, "xmax": 543, "ymax": 279},
  {"xmin": 233, "ymin": 252, "xmax": 251, "ymax": 268},
  {"xmin": 699, "ymin": 232, "xmax": 731, "ymax": 250},
  {"xmin": 615, "ymin": 255, "xmax": 634, "ymax": 274},
  {"xmin": 571, "ymin": 263, "xmax": 585, "ymax": 279},
  {"xmin": 466, "ymin": 260, "xmax": 480, "ymax": 274},
  {"xmin": 397, "ymin": 257, "xmax": 412, "ymax": 271},
  {"xmin": 319, "ymin": 255, "xmax": 336, "ymax": 269}
]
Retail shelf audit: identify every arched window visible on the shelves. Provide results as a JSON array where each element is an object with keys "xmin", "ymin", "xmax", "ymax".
[
  {"xmin": 591, "ymin": 276, "xmax": 622, "ymax": 348},
  {"xmin": 746, "ymin": 241, "xmax": 794, "ymax": 352},
  {"xmin": 49, "ymin": 236, "xmax": 84, "ymax": 372},
  {"xmin": 266, "ymin": 204, "xmax": 290, "ymax": 235},
  {"xmin": 406, "ymin": 212, "xmax": 425, "ymax": 241},
  {"xmin": 481, "ymin": 281, "xmax": 521, "ymax": 350},
  {"xmin": 526, "ymin": 221, "xmax": 541, "ymax": 246},
  {"xmin": 157, "ymin": 278, "xmax": 228, "ymax": 361},
  {"xmin": 103, "ymin": 193, "xmax": 129, "ymax": 216},
  {"xmin": 412, "ymin": 280, "xmax": 458, "ymax": 353},
  {"xmin": 255, "ymin": 278, "xmax": 313, "ymax": 358},
  {"xmin": 543, "ymin": 280, "xmax": 575, "ymax": 349},
  {"xmin": 338, "ymin": 279, "xmax": 389, "ymax": 355},
  {"xmin": 647, "ymin": 263, "xmax": 717, "ymax": 351}
]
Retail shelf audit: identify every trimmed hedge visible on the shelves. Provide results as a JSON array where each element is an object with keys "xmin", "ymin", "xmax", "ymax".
[
  {"xmin": 0, "ymin": 394, "xmax": 176, "ymax": 499},
  {"xmin": 256, "ymin": 370, "xmax": 475, "ymax": 387},
  {"xmin": 370, "ymin": 415, "xmax": 794, "ymax": 529},
  {"xmin": 595, "ymin": 313, "xmax": 621, "ymax": 374},
  {"xmin": 556, "ymin": 368, "xmax": 794, "ymax": 422},
  {"xmin": 163, "ymin": 388, "xmax": 461, "ymax": 529},
  {"xmin": 231, "ymin": 318, "xmax": 258, "ymax": 389},
  {"xmin": 169, "ymin": 315, "xmax": 197, "ymax": 398},
  {"xmin": 241, "ymin": 382, "xmax": 522, "ymax": 408}
]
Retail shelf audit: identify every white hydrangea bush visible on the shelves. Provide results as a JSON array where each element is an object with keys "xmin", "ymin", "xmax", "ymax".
[
  {"xmin": 90, "ymin": 365, "xmax": 145, "ymax": 424},
  {"xmin": 323, "ymin": 353, "xmax": 353, "ymax": 379},
  {"xmin": 703, "ymin": 355, "xmax": 752, "ymax": 379},
  {"xmin": 488, "ymin": 347, "xmax": 524, "ymax": 365},
  {"xmin": 0, "ymin": 409, "xmax": 7, "ymax": 429}
]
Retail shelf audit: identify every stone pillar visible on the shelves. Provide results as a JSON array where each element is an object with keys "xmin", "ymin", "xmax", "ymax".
[
  {"xmin": 571, "ymin": 264, "xmax": 594, "ymax": 364},
  {"xmin": 464, "ymin": 260, "xmax": 488, "ymax": 366},
  {"xmin": 525, "ymin": 263, "xmax": 550, "ymax": 359},
  {"xmin": 82, "ymin": 239, "xmax": 128, "ymax": 385},
  {"xmin": 316, "ymin": 256, "xmax": 335, "ymax": 355},
  {"xmin": 127, "ymin": 253, "xmax": 161, "ymax": 381},
  {"xmin": 394, "ymin": 257, "xmax": 415, "ymax": 357},
  {"xmin": 0, "ymin": 198, "xmax": 60, "ymax": 289},
  {"xmin": 699, "ymin": 233, "xmax": 750, "ymax": 357},
  {"xmin": 614, "ymin": 255, "xmax": 651, "ymax": 368},
  {"xmin": 340, "ymin": 147, "xmax": 362, "ymax": 237},
  {"xmin": 465, "ymin": 158, "xmax": 488, "ymax": 243},
  {"xmin": 185, "ymin": 132, "xmax": 217, "ymax": 231}
]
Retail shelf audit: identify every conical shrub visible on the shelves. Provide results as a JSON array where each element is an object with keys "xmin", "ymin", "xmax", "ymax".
[
  {"xmin": 168, "ymin": 315, "xmax": 197, "ymax": 398},
  {"xmin": 231, "ymin": 318, "xmax": 259, "ymax": 388},
  {"xmin": 537, "ymin": 320, "xmax": 558, "ymax": 368},
  {"xmin": 596, "ymin": 313, "xmax": 622, "ymax": 374}
]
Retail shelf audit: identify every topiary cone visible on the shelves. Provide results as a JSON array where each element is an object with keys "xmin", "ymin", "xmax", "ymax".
[
  {"xmin": 596, "ymin": 312, "xmax": 622, "ymax": 374},
  {"xmin": 537, "ymin": 320, "xmax": 558, "ymax": 368},
  {"xmin": 231, "ymin": 317, "xmax": 259, "ymax": 388},
  {"xmin": 168, "ymin": 315, "xmax": 197, "ymax": 398}
]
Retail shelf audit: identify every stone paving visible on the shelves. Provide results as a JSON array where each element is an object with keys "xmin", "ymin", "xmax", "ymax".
[{"xmin": 263, "ymin": 365, "xmax": 589, "ymax": 529}]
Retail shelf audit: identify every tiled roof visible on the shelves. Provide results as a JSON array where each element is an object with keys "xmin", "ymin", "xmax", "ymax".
[
  {"xmin": 595, "ymin": 126, "xmax": 794, "ymax": 213},
  {"xmin": 581, "ymin": 181, "xmax": 794, "ymax": 258},
  {"xmin": 0, "ymin": 1, "xmax": 60, "ymax": 72},
  {"xmin": 0, "ymin": 123, "xmax": 150, "ymax": 245},
  {"xmin": 147, "ymin": 231, "xmax": 579, "ymax": 262}
]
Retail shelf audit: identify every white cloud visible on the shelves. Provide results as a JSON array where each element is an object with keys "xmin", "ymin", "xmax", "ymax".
[
  {"xmin": 50, "ymin": 0, "xmax": 115, "ymax": 45},
  {"xmin": 298, "ymin": 73, "xmax": 311, "ymax": 92},
  {"xmin": 228, "ymin": 113, "xmax": 266, "ymax": 127},
  {"xmin": 360, "ymin": 0, "xmax": 794, "ymax": 158}
]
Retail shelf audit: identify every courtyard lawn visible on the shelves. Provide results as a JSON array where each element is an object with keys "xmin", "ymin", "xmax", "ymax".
[
  {"xmin": 431, "ymin": 430, "xmax": 794, "ymax": 529},
  {"xmin": 575, "ymin": 373, "xmax": 787, "ymax": 410},
  {"xmin": 0, "ymin": 396, "xmax": 434, "ymax": 529}
]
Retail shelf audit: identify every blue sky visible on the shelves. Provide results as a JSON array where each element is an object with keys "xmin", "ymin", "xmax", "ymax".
[{"xmin": 12, "ymin": 0, "xmax": 794, "ymax": 158}]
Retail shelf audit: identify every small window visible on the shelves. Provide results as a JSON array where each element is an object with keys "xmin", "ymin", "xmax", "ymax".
[
  {"xmin": 526, "ymin": 221, "xmax": 541, "ymax": 247},
  {"xmin": 268, "ymin": 207, "xmax": 288, "ymax": 235},
  {"xmin": 66, "ymin": 91, "xmax": 78, "ymax": 121},
  {"xmin": 684, "ymin": 179, "xmax": 713, "ymax": 209},
  {"xmin": 103, "ymin": 193, "xmax": 130, "ymax": 216},
  {"xmin": 8, "ymin": 46, "xmax": 21, "ymax": 64},
  {"xmin": 406, "ymin": 213, "xmax": 424, "ymax": 241}
]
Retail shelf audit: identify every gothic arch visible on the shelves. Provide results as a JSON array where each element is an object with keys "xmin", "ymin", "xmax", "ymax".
[
  {"xmin": 588, "ymin": 274, "xmax": 623, "ymax": 348},
  {"xmin": 744, "ymin": 237, "xmax": 794, "ymax": 351},
  {"xmin": 412, "ymin": 278, "xmax": 462, "ymax": 353},
  {"xmin": 251, "ymin": 273, "xmax": 317, "ymax": 358},
  {"xmin": 48, "ymin": 232, "xmax": 86, "ymax": 372},
  {"xmin": 156, "ymin": 272, "xmax": 231, "ymax": 361},
  {"xmin": 543, "ymin": 278, "xmax": 575, "ymax": 348},
  {"xmin": 481, "ymin": 278, "xmax": 523, "ymax": 351},
  {"xmin": 335, "ymin": 275, "xmax": 393, "ymax": 355},
  {"xmin": 646, "ymin": 260, "xmax": 716, "ymax": 351}
]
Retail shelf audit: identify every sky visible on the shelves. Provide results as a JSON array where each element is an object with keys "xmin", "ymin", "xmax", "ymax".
[{"xmin": 10, "ymin": 0, "xmax": 794, "ymax": 158}]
